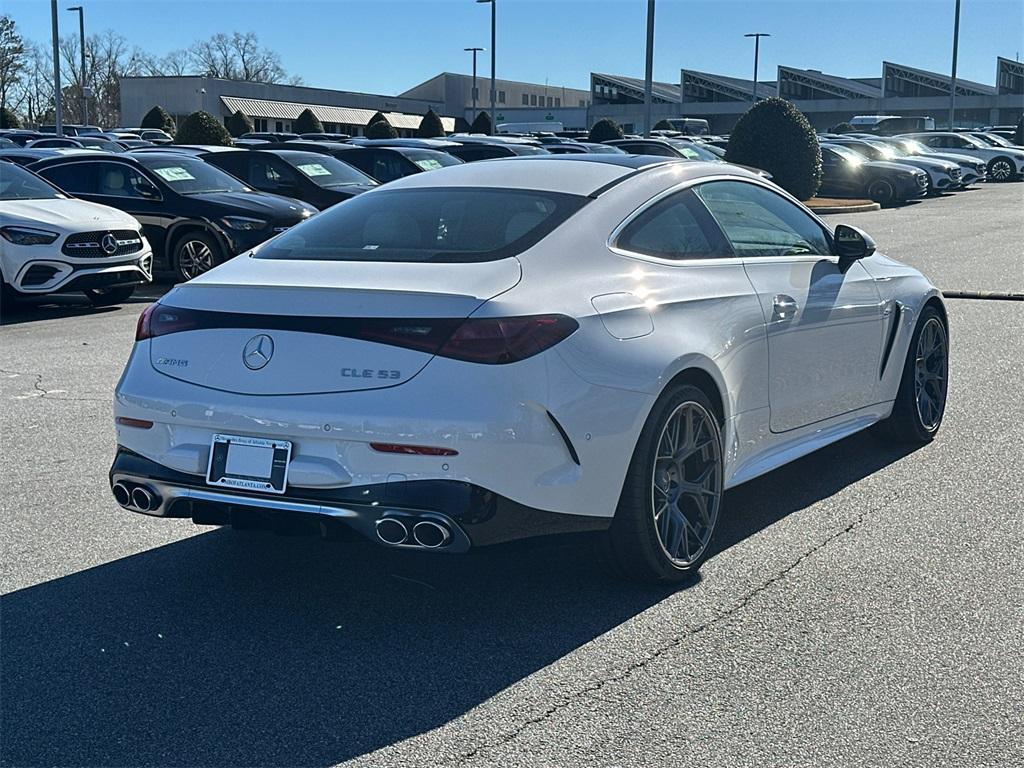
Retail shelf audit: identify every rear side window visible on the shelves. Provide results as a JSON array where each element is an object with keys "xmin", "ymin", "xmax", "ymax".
[
  {"xmin": 616, "ymin": 189, "xmax": 732, "ymax": 261},
  {"xmin": 37, "ymin": 162, "xmax": 99, "ymax": 194},
  {"xmin": 256, "ymin": 187, "xmax": 588, "ymax": 263}
]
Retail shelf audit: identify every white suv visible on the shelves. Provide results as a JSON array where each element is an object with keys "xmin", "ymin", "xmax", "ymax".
[
  {"xmin": 900, "ymin": 132, "xmax": 1024, "ymax": 182},
  {"xmin": 0, "ymin": 162, "xmax": 152, "ymax": 308}
]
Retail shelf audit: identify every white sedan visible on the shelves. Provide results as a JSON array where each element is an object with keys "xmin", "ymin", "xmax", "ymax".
[
  {"xmin": 0, "ymin": 162, "xmax": 152, "ymax": 306},
  {"xmin": 109, "ymin": 156, "xmax": 949, "ymax": 582},
  {"xmin": 900, "ymin": 131, "xmax": 1024, "ymax": 181}
]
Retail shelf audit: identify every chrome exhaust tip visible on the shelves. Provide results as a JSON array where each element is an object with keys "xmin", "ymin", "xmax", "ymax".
[
  {"xmin": 130, "ymin": 486, "xmax": 154, "ymax": 512},
  {"xmin": 375, "ymin": 517, "xmax": 409, "ymax": 546},
  {"xmin": 412, "ymin": 520, "xmax": 451, "ymax": 549},
  {"xmin": 112, "ymin": 482, "xmax": 131, "ymax": 508}
]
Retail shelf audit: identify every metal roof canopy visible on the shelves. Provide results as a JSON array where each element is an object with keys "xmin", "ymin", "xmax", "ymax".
[
  {"xmin": 777, "ymin": 66, "xmax": 882, "ymax": 99},
  {"xmin": 883, "ymin": 61, "xmax": 996, "ymax": 97},
  {"xmin": 218, "ymin": 96, "xmax": 456, "ymax": 131}
]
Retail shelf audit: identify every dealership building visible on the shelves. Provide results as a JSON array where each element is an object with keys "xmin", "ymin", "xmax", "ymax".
[
  {"xmin": 119, "ymin": 72, "xmax": 590, "ymax": 135},
  {"xmin": 590, "ymin": 57, "xmax": 1024, "ymax": 134},
  {"xmin": 120, "ymin": 57, "xmax": 1021, "ymax": 137}
]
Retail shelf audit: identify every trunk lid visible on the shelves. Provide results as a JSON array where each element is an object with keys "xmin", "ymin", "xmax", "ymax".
[{"xmin": 148, "ymin": 255, "xmax": 521, "ymax": 395}]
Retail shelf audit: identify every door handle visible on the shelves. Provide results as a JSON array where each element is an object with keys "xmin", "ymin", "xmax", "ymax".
[{"xmin": 772, "ymin": 294, "xmax": 799, "ymax": 321}]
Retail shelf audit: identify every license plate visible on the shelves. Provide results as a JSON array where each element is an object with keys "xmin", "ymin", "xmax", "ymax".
[{"xmin": 206, "ymin": 434, "xmax": 291, "ymax": 494}]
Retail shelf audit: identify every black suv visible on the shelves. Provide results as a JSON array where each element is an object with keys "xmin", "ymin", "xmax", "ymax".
[
  {"xmin": 263, "ymin": 142, "xmax": 463, "ymax": 183},
  {"xmin": 201, "ymin": 149, "xmax": 377, "ymax": 210},
  {"xmin": 30, "ymin": 152, "xmax": 318, "ymax": 281}
]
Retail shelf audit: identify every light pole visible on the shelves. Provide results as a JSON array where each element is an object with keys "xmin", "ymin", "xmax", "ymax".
[
  {"xmin": 50, "ymin": 0, "xmax": 63, "ymax": 135},
  {"xmin": 464, "ymin": 46, "xmax": 485, "ymax": 116},
  {"xmin": 476, "ymin": 0, "xmax": 495, "ymax": 134},
  {"xmin": 67, "ymin": 6, "xmax": 86, "ymax": 126},
  {"xmin": 949, "ymin": 0, "xmax": 961, "ymax": 129},
  {"xmin": 643, "ymin": 0, "xmax": 655, "ymax": 136},
  {"xmin": 744, "ymin": 32, "xmax": 770, "ymax": 102}
]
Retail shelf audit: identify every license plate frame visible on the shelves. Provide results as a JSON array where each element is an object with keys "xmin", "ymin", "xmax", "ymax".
[{"xmin": 206, "ymin": 434, "xmax": 292, "ymax": 494}]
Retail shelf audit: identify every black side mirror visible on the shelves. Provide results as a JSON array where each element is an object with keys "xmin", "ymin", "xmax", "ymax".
[
  {"xmin": 834, "ymin": 224, "xmax": 876, "ymax": 267},
  {"xmin": 137, "ymin": 180, "xmax": 161, "ymax": 200}
]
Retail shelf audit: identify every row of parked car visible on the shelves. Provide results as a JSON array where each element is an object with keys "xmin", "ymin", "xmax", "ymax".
[{"xmin": 1, "ymin": 126, "xmax": 1021, "ymax": 309}]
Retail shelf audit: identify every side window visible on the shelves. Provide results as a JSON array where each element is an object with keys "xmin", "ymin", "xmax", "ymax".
[
  {"xmin": 95, "ymin": 163, "xmax": 151, "ymax": 198},
  {"xmin": 695, "ymin": 180, "xmax": 832, "ymax": 258},
  {"xmin": 367, "ymin": 152, "xmax": 407, "ymax": 183},
  {"xmin": 615, "ymin": 189, "xmax": 732, "ymax": 261},
  {"xmin": 38, "ymin": 162, "xmax": 98, "ymax": 194}
]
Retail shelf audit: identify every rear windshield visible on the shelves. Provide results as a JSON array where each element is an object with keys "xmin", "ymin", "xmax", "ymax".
[
  {"xmin": 403, "ymin": 150, "xmax": 463, "ymax": 172},
  {"xmin": 256, "ymin": 187, "xmax": 587, "ymax": 263},
  {"xmin": 136, "ymin": 154, "xmax": 250, "ymax": 194}
]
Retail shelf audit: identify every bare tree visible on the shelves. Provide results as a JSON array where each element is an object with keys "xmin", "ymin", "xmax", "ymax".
[
  {"xmin": 8, "ymin": 40, "xmax": 53, "ymax": 124},
  {"xmin": 0, "ymin": 14, "xmax": 26, "ymax": 115},
  {"xmin": 188, "ymin": 31, "xmax": 300, "ymax": 84}
]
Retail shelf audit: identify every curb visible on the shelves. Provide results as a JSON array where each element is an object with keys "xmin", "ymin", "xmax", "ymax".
[{"xmin": 805, "ymin": 201, "xmax": 881, "ymax": 214}]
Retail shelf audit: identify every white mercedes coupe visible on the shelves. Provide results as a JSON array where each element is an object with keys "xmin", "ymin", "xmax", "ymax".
[
  {"xmin": 110, "ymin": 156, "xmax": 949, "ymax": 582},
  {"xmin": 0, "ymin": 162, "xmax": 152, "ymax": 307}
]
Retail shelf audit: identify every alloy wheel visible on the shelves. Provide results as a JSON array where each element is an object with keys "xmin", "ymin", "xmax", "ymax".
[
  {"xmin": 650, "ymin": 401, "xmax": 722, "ymax": 567},
  {"xmin": 914, "ymin": 317, "xmax": 948, "ymax": 431},
  {"xmin": 989, "ymin": 159, "xmax": 1013, "ymax": 182},
  {"xmin": 870, "ymin": 180, "xmax": 894, "ymax": 205},
  {"xmin": 178, "ymin": 240, "xmax": 215, "ymax": 280}
]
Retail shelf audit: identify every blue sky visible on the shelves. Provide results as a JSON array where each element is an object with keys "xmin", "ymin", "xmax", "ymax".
[{"xmin": 7, "ymin": 0, "xmax": 1023, "ymax": 94}]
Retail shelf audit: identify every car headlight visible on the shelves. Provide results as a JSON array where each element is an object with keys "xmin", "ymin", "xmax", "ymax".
[
  {"xmin": 300, "ymin": 207, "xmax": 315, "ymax": 219},
  {"xmin": 220, "ymin": 216, "xmax": 268, "ymax": 231},
  {"xmin": 0, "ymin": 226, "xmax": 60, "ymax": 245}
]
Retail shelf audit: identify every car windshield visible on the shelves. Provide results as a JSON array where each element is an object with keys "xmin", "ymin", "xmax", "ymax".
[
  {"xmin": 843, "ymin": 142, "xmax": 888, "ymax": 161},
  {"xmin": 975, "ymin": 133, "xmax": 1014, "ymax": 148},
  {"xmin": 256, "ymin": 187, "xmax": 588, "ymax": 263},
  {"xmin": 826, "ymin": 145, "xmax": 865, "ymax": 165},
  {"xmin": 280, "ymin": 152, "xmax": 378, "ymax": 188},
  {"xmin": 900, "ymin": 139, "xmax": 931, "ymax": 155},
  {"xmin": 667, "ymin": 140, "xmax": 722, "ymax": 162},
  {"xmin": 404, "ymin": 150, "xmax": 464, "ymax": 172},
  {"xmin": 135, "ymin": 155, "xmax": 250, "ymax": 194},
  {"xmin": 0, "ymin": 163, "xmax": 64, "ymax": 200}
]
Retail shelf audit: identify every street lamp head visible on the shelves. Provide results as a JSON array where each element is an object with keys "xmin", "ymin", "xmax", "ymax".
[
  {"xmin": 464, "ymin": 47, "xmax": 486, "ymax": 52},
  {"xmin": 475, "ymin": 0, "xmax": 494, "ymax": 4},
  {"xmin": 67, "ymin": 6, "xmax": 82, "ymax": 11},
  {"xmin": 744, "ymin": 32, "xmax": 771, "ymax": 37}
]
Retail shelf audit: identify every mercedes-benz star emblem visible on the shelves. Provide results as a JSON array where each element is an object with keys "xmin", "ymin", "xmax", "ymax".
[
  {"xmin": 101, "ymin": 233, "xmax": 118, "ymax": 255},
  {"xmin": 242, "ymin": 334, "xmax": 274, "ymax": 370}
]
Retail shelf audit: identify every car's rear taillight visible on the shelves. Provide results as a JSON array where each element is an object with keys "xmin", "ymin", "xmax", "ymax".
[
  {"xmin": 436, "ymin": 315, "xmax": 579, "ymax": 364},
  {"xmin": 134, "ymin": 304, "xmax": 577, "ymax": 364},
  {"xmin": 136, "ymin": 304, "xmax": 203, "ymax": 341}
]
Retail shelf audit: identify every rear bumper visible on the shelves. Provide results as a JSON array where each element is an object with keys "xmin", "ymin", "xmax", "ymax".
[{"xmin": 109, "ymin": 448, "xmax": 610, "ymax": 551}]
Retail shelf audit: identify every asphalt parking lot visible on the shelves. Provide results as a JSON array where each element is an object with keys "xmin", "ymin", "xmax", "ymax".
[{"xmin": 1, "ymin": 182, "xmax": 1022, "ymax": 768}]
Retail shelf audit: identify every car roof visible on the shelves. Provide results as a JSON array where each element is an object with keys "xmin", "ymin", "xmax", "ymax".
[
  {"xmin": 348, "ymin": 138, "xmax": 461, "ymax": 149},
  {"xmin": 0, "ymin": 148, "xmax": 98, "ymax": 160},
  {"xmin": 378, "ymin": 155, "xmax": 731, "ymax": 196}
]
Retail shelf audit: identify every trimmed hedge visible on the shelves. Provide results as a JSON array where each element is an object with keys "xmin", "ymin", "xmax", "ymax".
[
  {"xmin": 294, "ymin": 108, "xmax": 323, "ymax": 135},
  {"xmin": 175, "ymin": 110, "xmax": 233, "ymax": 146},
  {"xmin": 365, "ymin": 118, "xmax": 398, "ymax": 139},
  {"xmin": 829, "ymin": 121, "xmax": 855, "ymax": 134},
  {"xmin": 0, "ymin": 106, "xmax": 21, "ymax": 129},
  {"xmin": 140, "ymin": 105, "xmax": 175, "ymax": 135},
  {"xmin": 588, "ymin": 117, "xmax": 624, "ymax": 143},
  {"xmin": 653, "ymin": 119, "xmax": 673, "ymax": 131},
  {"xmin": 725, "ymin": 97, "xmax": 822, "ymax": 201},
  {"xmin": 225, "ymin": 110, "xmax": 253, "ymax": 138},
  {"xmin": 469, "ymin": 111, "xmax": 492, "ymax": 135},
  {"xmin": 417, "ymin": 108, "xmax": 446, "ymax": 138}
]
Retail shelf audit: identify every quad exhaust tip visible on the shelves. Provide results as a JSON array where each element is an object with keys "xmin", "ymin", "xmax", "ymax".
[
  {"xmin": 375, "ymin": 517, "xmax": 409, "ymax": 545},
  {"xmin": 112, "ymin": 482, "xmax": 131, "ymax": 507},
  {"xmin": 130, "ymin": 487, "xmax": 154, "ymax": 512},
  {"xmin": 413, "ymin": 520, "xmax": 451, "ymax": 548}
]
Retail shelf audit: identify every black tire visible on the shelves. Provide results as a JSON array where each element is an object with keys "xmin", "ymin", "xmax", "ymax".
[
  {"xmin": 1, "ymin": 280, "xmax": 22, "ymax": 316},
  {"xmin": 84, "ymin": 286, "xmax": 135, "ymax": 307},
  {"xmin": 873, "ymin": 306, "xmax": 949, "ymax": 443},
  {"xmin": 172, "ymin": 230, "xmax": 225, "ymax": 282},
  {"xmin": 986, "ymin": 156, "xmax": 1015, "ymax": 182},
  {"xmin": 605, "ymin": 384, "xmax": 724, "ymax": 583},
  {"xmin": 867, "ymin": 178, "xmax": 896, "ymax": 206}
]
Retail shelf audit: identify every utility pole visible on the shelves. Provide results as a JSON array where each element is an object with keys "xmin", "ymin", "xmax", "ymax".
[
  {"xmin": 949, "ymin": 0, "xmax": 961, "ymax": 129},
  {"xmin": 745, "ymin": 33, "xmax": 771, "ymax": 102},
  {"xmin": 68, "ymin": 6, "xmax": 87, "ymax": 125},
  {"xmin": 643, "ymin": 0, "xmax": 655, "ymax": 136},
  {"xmin": 50, "ymin": 0, "xmax": 63, "ymax": 135},
  {"xmin": 476, "ymin": 0, "xmax": 496, "ymax": 134}
]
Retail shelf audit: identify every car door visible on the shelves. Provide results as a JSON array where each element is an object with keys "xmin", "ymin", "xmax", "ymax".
[
  {"xmin": 694, "ymin": 179, "xmax": 884, "ymax": 433},
  {"xmin": 820, "ymin": 149, "xmax": 860, "ymax": 196}
]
